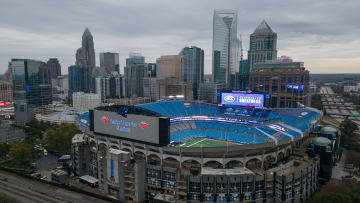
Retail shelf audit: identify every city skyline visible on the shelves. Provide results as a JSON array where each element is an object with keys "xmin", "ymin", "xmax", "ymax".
[{"xmin": 1, "ymin": 0, "xmax": 360, "ymax": 74}]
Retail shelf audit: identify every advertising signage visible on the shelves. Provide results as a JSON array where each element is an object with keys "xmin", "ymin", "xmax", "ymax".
[
  {"xmin": 92, "ymin": 110, "xmax": 169, "ymax": 146},
  {"xmin": 221, "ymin": 92, "xmax": 264, "ymax": 107},
  {"xmin": 0, "ymin": 102, "xmax": 6, "ymax": 107}
]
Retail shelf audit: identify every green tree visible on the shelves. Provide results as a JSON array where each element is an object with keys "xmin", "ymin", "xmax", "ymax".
[
  {"xmin": 340, "ymin": 119, "xmax": 359, "ymax": 137},
  {"xmin": 311, "ymin": 94, "xmax": 323, "ymax": 110},
  {"xmin": 45, "ymin": 124, "xmax": 79, "ymax": 154},
  {"xmin": 0, "ymin": 143, "xmax": 10, "ymax": 158},
  {"xmin": 8, "ymin": 141, "xmax": 36, "ymax": 168}
]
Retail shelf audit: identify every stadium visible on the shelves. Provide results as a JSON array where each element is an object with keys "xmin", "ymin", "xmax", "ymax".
[
  {"xmin": 77, "ymin": 100, "xmax": 322, "ymax": 165},
  {"xmin": 74, "ymin": 94, "xmax": 323, "ymax": 202}
]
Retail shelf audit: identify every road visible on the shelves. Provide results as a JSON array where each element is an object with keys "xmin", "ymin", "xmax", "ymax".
[
  {"xmin": 0, "ymin": 170, "xmax": 109, "ymax": 203},
  {"xmin": 331, "ymin": 149, "xmax": 360, "ymax": 181},
  {"xmin": 332, "ymin": 149, "xmax": 348, "ymax": 180},
  {"xmin": 0, "ymin": 179, "xmax": 65, "ymax": 203}
]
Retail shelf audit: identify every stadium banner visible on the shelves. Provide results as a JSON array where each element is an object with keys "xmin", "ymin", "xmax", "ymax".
[{"xmin": 221, "ymin": 92, "xmax": 264, "ymax": 107}]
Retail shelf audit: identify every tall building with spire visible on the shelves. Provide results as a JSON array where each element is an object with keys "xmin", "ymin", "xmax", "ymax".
[
  {"xmin": 212, "ymin": 10, "xmax": 240, "ymax": 88},
  {"xmin": 76, "ymin": 28, "xmax": 96, "ymax": 91},
  {"xmin": 248, "ymin": 20, "xmax": 277, "ymax": 71}
]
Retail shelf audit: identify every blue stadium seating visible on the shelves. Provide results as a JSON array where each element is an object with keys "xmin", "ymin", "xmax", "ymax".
[{"xmin": 77, "ymin": 101, "xmax": 321, "ymax": 146}]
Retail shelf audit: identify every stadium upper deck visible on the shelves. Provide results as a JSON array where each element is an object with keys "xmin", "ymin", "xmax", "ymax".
[
  {"xmin": 75, "ymin": 101, "xmax": 322, "ymax": 148},
  {"xmin": 138, "ymin": 101, "xmax": 322, "ymax": 146}
]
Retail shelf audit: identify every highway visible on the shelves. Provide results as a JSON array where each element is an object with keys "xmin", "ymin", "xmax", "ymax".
[
  {"xmin": 0, "ymin": 170, "xmax": 109, "ymax": 203},
  {"xmin": 0, "ymin": 179, "xmax": 65, "ymax": 203}
]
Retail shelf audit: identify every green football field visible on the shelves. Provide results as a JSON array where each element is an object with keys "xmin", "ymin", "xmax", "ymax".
[{"xmin": 179, "ymin": 137, "xmax": 242, "ymax": 148}]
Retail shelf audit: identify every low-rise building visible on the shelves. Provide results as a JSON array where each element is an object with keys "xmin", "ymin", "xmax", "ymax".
[
  {"xmin": 143, "ymin": 77, "xmax": 193, "ymax": 102},
  {"xmin": 0, "ymin": 82, "xmax": 12, "ymax": 102},
  {"xmin": 51, "ymin": 169, "xmax": 68, "ymax": 185},
  {"xmin": 249, "ymin": 57, "xmax": 309, "ymax": 108},
  {"xmin": 198, "ymin": 83, "xmax": 226, "ymax": 103},
  {"xmin": 72, "ymin": 92, "xmax": 101, "ymax": 110}
]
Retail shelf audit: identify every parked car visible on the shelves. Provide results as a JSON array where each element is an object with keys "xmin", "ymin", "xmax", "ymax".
[
  {"xmin": 30, "ymin": 172, "xmax": 41, "ymax": 178},
  {"xmin": 342, "ymin": 175, "xmax": 354, "ymax": 180}
]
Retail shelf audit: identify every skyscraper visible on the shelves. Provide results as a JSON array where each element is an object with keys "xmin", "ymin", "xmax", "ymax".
[
  {"xmin": 46, "ymin": 58, "xmax": 62, "ymax": 79},
  {"xmin": 126, "ymin": 52, "xmax": 145, "ymax": 67},
  {"xmin": 68, "ymin": 65, "xmax": 90, "ymax": 99},
  {"xmin": 248, "ymin": 20, "xmax": 277, "ymax": 71},
  {"xmin": 124, "ymin": 64, "xmax": 149, "ymax": 98},
  {"xmin": 76, "ymin": 28, "xmax": 96, "ymax": 91},
  {"xmin": 11, "ymin": 59, "xmax": 52, "ymax": 107},
  {"xmin": 212, "ymin": 10, "xmax": 240, "ymax": 87},
  {"xmin": 180, "ymin": 46, "xmax": 204, "ymax": 100},
  {"xmin": 100, "ymin": 52, "xmax": 119, "ymax": 74},
  {"xmin": 11, "ymin": 59, "xmax": 52, "ymax": 123},
  {"xmin": 156, "ymin": 55, "xmax": 182, "ymax": 80}
]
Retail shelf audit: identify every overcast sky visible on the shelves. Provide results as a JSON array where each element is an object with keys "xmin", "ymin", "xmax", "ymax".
[{"xmin": 1, "ymin": 0, "xmax": 359, "ymax": 75}]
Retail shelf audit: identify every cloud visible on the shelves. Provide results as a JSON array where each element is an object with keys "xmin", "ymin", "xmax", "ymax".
[{"xmin": 0, "ymin": 0, "xmax": 359, "ymax": 74}]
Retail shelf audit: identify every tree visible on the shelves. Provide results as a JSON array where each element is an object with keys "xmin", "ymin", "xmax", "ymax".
[
  {"xmin": 8, "ymin": 141, "xmax": 36, "ymax": 168},
  {"xmin": 340, "ymin": 119, "xmax": 359, "ymax": 137},
  {"xmin": 45, "ymin": 124, "xmax": 79, "ymax": 154},
  {"xmin": 311, "ymin": 94, "xmax": 323, "ymax": 110},
  {"xmin": 0, "ymin": 143, "xmax": 10, "ymax": 158}
]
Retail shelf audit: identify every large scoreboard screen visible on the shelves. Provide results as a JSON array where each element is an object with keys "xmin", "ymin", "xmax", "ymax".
[
  {"xmin": 91, "ymin": 109, "xmax": 170, "ymax": 146},
  {"xmin": 221, "ymin": 92, "xmax": 264, "ymax": 107}
]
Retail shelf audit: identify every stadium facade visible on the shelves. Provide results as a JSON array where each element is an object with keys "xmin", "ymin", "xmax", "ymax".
[{"xmin": 73, "ymin": 100, "xmax": 322, "ymax": 203}]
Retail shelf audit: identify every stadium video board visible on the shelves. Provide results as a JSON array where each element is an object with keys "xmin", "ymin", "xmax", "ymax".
[
  {"xmin": 221, "ymin": 92, "xmax": 264, "ymax": 107},
  {"xmin": 92, "ymin": 110, "xmax": 169, "ymax": 146}
]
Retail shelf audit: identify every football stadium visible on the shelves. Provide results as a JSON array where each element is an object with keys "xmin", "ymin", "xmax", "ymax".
[{"xmin": 74, "ymin": 93, "xmax": 323, "ymax": 203}]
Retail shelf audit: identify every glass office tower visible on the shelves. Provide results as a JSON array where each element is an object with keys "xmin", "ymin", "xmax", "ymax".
[
  {"xmin": 68, "ymin": 65, "xmax": 90, "ymax": 99},
  {"xmin": 11, "ymin": 59, "xmax": 52, "ymax": 124},
  {"xmin": 11, "ymin": 59, "xmax": 52, "ymax": 107},
  {"xmin": 180, "ymin": 46, "xmax": 204, "ymax": 100},
  {"xmin": 212, "ymin": 10, "xmax": 240, "ymax": 88},
  {"xmin": 100, "ymin": 52, "xmax": 120, "ymax": 73}
]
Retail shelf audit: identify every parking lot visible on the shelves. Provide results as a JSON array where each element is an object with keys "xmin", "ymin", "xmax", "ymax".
[{"xmin": 34, "ymin": 152, "xmax": 63, "ymax": 181}]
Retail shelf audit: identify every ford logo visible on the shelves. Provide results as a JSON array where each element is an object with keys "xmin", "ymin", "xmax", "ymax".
[{"xmin": 224, "ymin": 95, "xmax": 235, "ymax": 103}]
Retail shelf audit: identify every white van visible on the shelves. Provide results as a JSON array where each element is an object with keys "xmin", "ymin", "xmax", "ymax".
[{"xmin": 44, "ymin": 149, "xmax": 48, "ymax": 156}]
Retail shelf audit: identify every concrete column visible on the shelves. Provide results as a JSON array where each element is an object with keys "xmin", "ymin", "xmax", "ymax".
[
  {"xmin": 261, "ymin": 151, "xmax": 265, "ymax": 169},
  {"xmin": 243, "ymin": 153, "xmax": 247, "ymax": 167},
  {"xmin": 179, "ymin": 148, "xmax": 182, "ymax": 168},
  {"xmin": 145, "ymin": 146, "xmax": 148, "ymax": 162},
  {"xmin": 160, "ymin": 148, "xmax": 164, "ymax": 166},
  {"xmin": 131, "ymin": 142, "xmax": 135, "ymax": 157}
]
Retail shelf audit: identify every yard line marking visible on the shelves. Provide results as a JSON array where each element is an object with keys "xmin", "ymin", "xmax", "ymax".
[{"xmin": 187, "ymin": 138, "xmax": 207, "ymax": 147}]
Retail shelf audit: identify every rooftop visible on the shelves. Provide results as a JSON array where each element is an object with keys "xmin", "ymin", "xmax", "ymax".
[
  {"xmin": 109, "ymin": 148, "xmax": 130, "ymax": 155},
  {"xmin": 52, "ymin": 169, "xmax": 67, "ymax": 176},
  {"xmin": 312, "ymin": 137, "xmax": 332, "ymax": 147},
  {"xmin": 80, "ymin": 175, "xmax": 98, "ymax": 184},
  {"xmin": 72, "ymin": 134, "xmax": 85, "ymax": 144},
  {"xmin": 253, "ymin": 20, "xmax": 274, "ymax": 34},
  {"xmin": 268, "ymin": 158, "xmax": 314, "ymax": 176},
  {"xmin": 201, "ymin": 167, "xmax": 254, "ymax": 175}
]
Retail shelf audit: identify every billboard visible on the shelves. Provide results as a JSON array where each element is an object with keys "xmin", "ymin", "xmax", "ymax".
[
  {"xmin": 0, "ymin": 102, "xmax": 6, "ymax": 107},
  {"xmin": 92, "ymin": 110, "xmax": 169, "ymax": 146},
  {"xmin": 221, "ymin": 92, "xmax": 264, "ymax": 107}
]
